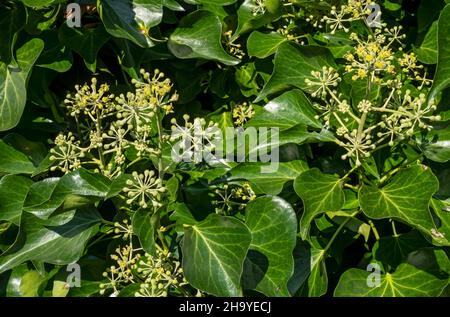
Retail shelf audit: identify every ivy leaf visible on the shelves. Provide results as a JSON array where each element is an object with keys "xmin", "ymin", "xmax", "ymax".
[
  {"xmin": 247, "ymin": 125, "xmax": 336, "ymax": 158},
  {"xmin": 334, "ymin": 249, "xmax": 449, "ymax": 297},
  {"xmin": 235, "ymin": 0, "xmax": 282, "ymax": 36},
  {"xmin": 416, "ymin": 21, "xmax": 438, "ymax": 65},
  {"xmin": 168, "ymin": 10, "xmax": 240, "ymax": 66},
  {"xmin": 0, "ymin": 175, "xmax": 34, "ymax": 225},
  {"xmin": 288, "ymin": 241, "xmax": 328, "ymax": 297},
  {"xmin": 247, "ymin": 31, "xmax": 287, "ymax": 58},
  {"xmin": 132, "ymin": 209, "xmax": 157, "ymax": 256},
  {"xmin": 429, "ymin": 4, "xmax": 450, "ymax": 102},
  {"xmin": 256, "ymin": 43, "xmax": 335, "ymax": 101},
  {"xmin": 294, "ymin": 168, "xmax": 345, "ymax": 240},
  {"xmin": 36, "ymin": 30, "xmax": 73, "ymax": 73},
  {"xmin": 6, "ymin": 265, "xmax": 47, "ymax": 297},
  {"xmin": 358, "ymin": 165, "xmax": 445, "ymax": 244},
  {"xmin": 247, "ymin": 89, "xmax": 322, "ymax": 130},
  {"xmin": 373, "ymin": 231, "xmax": 430, "ymax": 269},
  {"xmin": 229, "ymin": 160, "xmax": 309, "ymax": 195},
  {"xmin": 0, "ymin": 139, "xmax": 36, "ymax": 174},
  {"xmin": 59, "ymin": 23, "xmax": 110, "ymax": 73},
  {"xmin": 0, "ymin": 208, "xmax": 101, "ymax": 274},
  {"xmin": 242, "ymin": 196, "xmax": 297, "ymax": 296},
  {"xmin": 98, "ymin": 0, "xmax": 163, "ymax": 48},
  {"xmin": 418, "ymin": 127, "xmax": 450, "ymax": 163},
  {"xmin": 18, "ymin": 0, "xmax": 64, "ymax": 7},
  {"xmin": 182, "ymin": 214, "xmax": 252, "ymax": 296},
  {"xmin": 0, "ymin": 38, "xmax": 44, "ymax": 131},
  {"xmin": 23, "ymin": 169, "xmax": 111, "ymax": 219},
  {"xmin": 0, "ymin": 3, "xmax": 25, "ymax": 64}
]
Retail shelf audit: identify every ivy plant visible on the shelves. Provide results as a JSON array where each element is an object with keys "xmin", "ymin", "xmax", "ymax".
[{"xmin": 0, "ymin": 0, "xmax": 449, "ymax": 297}]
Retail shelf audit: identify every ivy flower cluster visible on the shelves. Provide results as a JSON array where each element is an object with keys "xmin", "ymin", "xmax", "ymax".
[
  {"xmin": 170, "ymin": 115, "xmax": 220, "ymax": 164},
  {"xmin": 50, "ymin": 70, "xmax": 178, "ymax": 177},
  {"xmin": 122, "ymin": 170, "xmax": 166, "ymax": 210},
  {"xmin": 321, "ymin": 0, "xmax": 376, "ymax": 34},
  {"xmin": 212, "ymin": 183, "xmax": 256, "ymax": 215},
  {"xmin": 100, "ymin": 246, "xmax": 187, "ymax": 297},
  {"xmin": 232, "ymin": 102, "xmax": 255, "ymax": 126},
  {"xmin": 303, "ymin": 13, "xmax": 440, "ymax": 166}
]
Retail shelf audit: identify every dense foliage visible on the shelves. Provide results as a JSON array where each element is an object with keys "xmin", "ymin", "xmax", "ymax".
[{"xmin": 0, "ymin": 0, "xmax": 449, "ymax": 297}]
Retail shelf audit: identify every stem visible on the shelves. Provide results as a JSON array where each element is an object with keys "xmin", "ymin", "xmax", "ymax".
[
  {"xmin": 96, "ymin": 112, "xmax": 105, "ymax": 168},
  {"xmin": 391, "ymin": 219, "xmax": 399, "ymax": 237},
  {"xmin": 368, "ymin": 220, "xmax": 380, "ymax": 240},
  {"xmin": 155, "ymin": 109, "xmax": 165, "ymax": 181},
  {"xmin": 324, "ymin": 216, "xmax": 354, "ymax": 254}
]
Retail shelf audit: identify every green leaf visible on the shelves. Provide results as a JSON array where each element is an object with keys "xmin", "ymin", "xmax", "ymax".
[
  {"xmin": 242, "ymin": 196, "xmax": 297, "ymax": 296},
  {"xmin": 294, "ymin": 168, "xmax": 345, "ymax": 240},
  {"xmin": 182, "ymin": 214, "xmax": 252, "ymax": 296},
  {"xmin": 334, "ymin": 249, "xmax": 449, "ymax": 297},
  {"xmin": 416, "ymin": 21, "xmax": 438, "ymax": 65},
  {"xmin": 36, "ymin": 30, "xmax": 73, "ymax": 72},
  {"xmin": 0, "ymin": 38, "xmax": 44, "ymax": 131},
  {"xmin": 419, "ymin": 127, "xmax": 450, "ymax": 163},
  {"xmin": 7, "ymin": 266, "xmax": 46, "ymax": 297},
  {"xmin": 18, "ymin": 0, "xmax": 64, "ymax": 7},
  {"xmin": 23, "ymin": 169, "xmax": 111, "ymax": 219},
  {"xmin": 235, "ymin": 0, "xmax": 282, "ymax": 36},
  {"xmin": 132, "ymin": 209, "xmax": 157, "ymax": 255},
  {"xmin": 288, "ymin": 241, "xmax": 328, "ymax": 297},
  {"xmin": 0, "ymin": 3, "xmax": 25, "ymax": 64},
  {"xmin": 0, "ymin": 208, "xmax": 101, "ymax": 274},
  {"xmin": 429, "ymin": 5, "xmax": 450, "ymax": 102},
  {"xmin": 3, "ymin": 133, "xmax": 48, "ymax": 168},
  {"xmin": 0, "ymin": 175, "xmax": 34, "ymax": 224},
  {"xmin": 59, "ymin": 23, "xmax": 110, "ymax": 72},
  {"xmin": 247, "ymin": 125, "xmax": 336, "ymax": 157},
  {"xmin": 98, "ymin": 0, "xmax": 163, "ymax": 48},
  {"xmin": 52, "ymin": 280, "xmax": 70, "ymax": 297},
  {"xmin": 168, "ymin": 10, "xmax": 240, "ymax": 66},
  {"xmin": 247, "ymin": 31, "xmax": 287, "ymax": 58},
  {"xmin": 373, "ymin": 231, "xmax": 430, "ymax": 269},
  {"xmin": 359, "ymin": 165, "xmax": 445, "ymax": 244},
  {"xmin": 229, "ymin": 160, "xmax": 309, "ymax": 195},
  {"xmin": 256, "ymin": 43, "xmax": 335, "ymax": 101},
  {"xmin": 0, "ymin": 140, "xmax": 36, "ymax": 174},
  {"xmin": 247, "ymin": 89, "xmax": 322, "ymax": 130}
]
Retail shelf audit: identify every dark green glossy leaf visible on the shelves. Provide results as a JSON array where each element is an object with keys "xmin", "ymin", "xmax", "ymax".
[
  {"xmin": 334, "ymin": 249, "xmax": 449, "ymax": 297},
  {"xmin": 168, "ymin": 10, "xmax": 240, "ymax": 66},
  {"xmin": 429, "ymin": 5, "xmax": 450, "ymax": 102},
  {"xmin": 59, "ymin": 23, "xmax": 110, "ymax": 72},
  {"xmin": 288, "ymin": 240, "xmax": 328, "ymax": 297},
  {"xmin": 98, "ymin": 0, "xmax": 163, "ymax": 48},
  {"xmin": 416, "ymin": 21, "xmax": 438, "ymax": 65},
  {"xmin": 24, "ymin": 169, "xmax": 111, "ymax": 219},
  {"xmin": 294, "ymin": 168, "xmax": 345, "ymax": 240},
  {"xmin": 0, "ymin": 208, "xmax": 101, "ymax": 274},
  {"xmin": 230, "ymin": 160, "xmax": 308, "ymax": 195},
  {"xmin": 256, "ymin": 43, "xmax": 335, "ymax": 101},
  {"xmin": 182, "ymin": 214, "xmax": 251, "ymax": 296},
  {"xmin": 359, "ymin": 165, "xmax": 446, "ymax": 245},
  {"xmin": 247, "ymin": 31, "xmax": 287, "ymax": 58},
  {"xmin": 0, "ymin": 175, "xmax": 34, "ymax": 224},
  {"xmin": 242, "ymin": 196, "xmax": 297, "ymax": 296},
  {"xmin": 248, "ymin": 89, "xmax": 321, "ymax": 130},
  {"xmin": 0, "ymin": 38, "xmax": 44, "ymax": 131},
  {"xmin": 132, "ymin": 209, "xmax": 156, "ymax": 255},
  {"xmin": 0, "ymin": 140, "xmax": 36, "ymax": 175}
]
